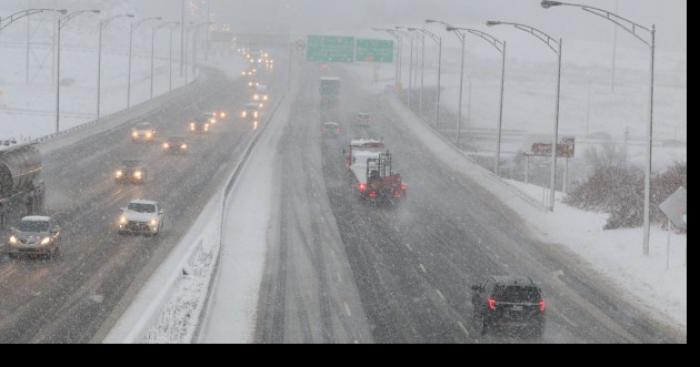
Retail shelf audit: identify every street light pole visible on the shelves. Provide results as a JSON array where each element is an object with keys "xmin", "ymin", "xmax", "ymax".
[
  {"xmin": 487, "ymin": 20, "xmax": 561, "ymax": 209},
  {"xmin": 372, "ymin": 28, "xmax": 403, "ymax": 90},
  {"xmin": 541, "ymin": 0, "xmax": 657, "ymax": 254},
  {"xmin": 419, "ymin": 24, "xmax": 443, "ymax": 128},
  {"xmin": 128, "ymin": 17, "xmax": 162, "ymax": 108},
  {"xmin": 447, "ymin": 26, "xmax": 507, "ymax": 176},
  {"xmin": 427, "ymin": 19, "xmax": 466, "ymax": 144},
  {"xmin": 56, "ymin": 10, "xmax": 100, "ymax": 134},
  {"xmin": 396, "ymin": 28, "xmax": 415, "ymax": 111},
  {"xmin": 98, "ymin": 14, "xmax": 134, "ymax": 120}
]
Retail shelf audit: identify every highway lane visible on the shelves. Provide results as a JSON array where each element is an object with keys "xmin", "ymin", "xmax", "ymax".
[
  {"xmin": 255, "ymin": 65, "xmax": 373, "ymax": 344},
  {"xmin": 329, "ymin": 66, "xmax": 684, "ymax": 343},
  {"xmin": 255, "ymin": 63, "xmax": 684, "ymax": 343},
  {"xmin": 0, "ymin": 65, "xmax": 281, "ymax": 343}
]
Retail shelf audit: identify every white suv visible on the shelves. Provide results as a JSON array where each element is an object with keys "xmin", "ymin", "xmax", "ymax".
[{"xmin": 118, "ymin": 200, "xmax": 164, "ymax": 236}]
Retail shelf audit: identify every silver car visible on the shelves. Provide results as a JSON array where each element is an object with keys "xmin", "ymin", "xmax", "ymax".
[{"xmin": 7, "ymin": 216, "xmax": 62, "ymax": 258}]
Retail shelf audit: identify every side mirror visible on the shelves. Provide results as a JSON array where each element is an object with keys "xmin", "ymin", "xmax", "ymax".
[
  {"xmin": 471, "ymin": 285, "xmax": 483, "ymax": 292},
  {"xmin": 159, "ymin": 209, "xmax": 164, "ymax": 215},
  {"xmin": 51, "ymin": 226, "xmax": 61, "ymax": 234}
]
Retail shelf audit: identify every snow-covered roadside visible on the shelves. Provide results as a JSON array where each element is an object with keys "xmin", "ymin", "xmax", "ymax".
[
  {"xmin": 505, "ymin": 179, "xmax": 687, "ymax": 327},
  {"xmin": 384, "ymin": 92, "xmax": 686, "ymax": 330}
]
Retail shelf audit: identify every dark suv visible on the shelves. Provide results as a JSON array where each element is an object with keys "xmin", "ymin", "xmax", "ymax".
[{"xmin": 471, "ymin": 276, "xmax": 546, "ymax": 337}]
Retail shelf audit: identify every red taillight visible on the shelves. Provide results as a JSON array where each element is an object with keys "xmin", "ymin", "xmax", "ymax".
[
  {"xmin": 369, "ymin": 192, "xmax": 378, "ymax": 199},
  {"xmin": 487, "ymin": 297, "xmax": 497, "ymax": 310},
  {"xmin": 539, "ymin": 300, "xmax": 546, "ymax": 313},
  {"xmin": 393, "ymin": 191, "xmax": 402, "ymax": 198},
  {"xmin": 401, "ymin": 183, "xmax": 408, "ymax": 190},
  {"xmin": 359, "ymin": 183, "xmax": 367, "ymax": 193}
]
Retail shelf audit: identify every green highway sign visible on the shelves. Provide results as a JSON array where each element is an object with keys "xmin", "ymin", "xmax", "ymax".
[
  {"xmin": 355, "ymin": 39, "xmax": 394, "ymax": 63},
  {"xmin": 306, "ymin": 35, "xmax": 355, "ymax": 63}
]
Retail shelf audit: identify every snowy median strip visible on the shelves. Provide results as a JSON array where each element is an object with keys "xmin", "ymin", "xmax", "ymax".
[{"xmin": 104, "ymin": 92, "xmax": 287, "ymax": 344}]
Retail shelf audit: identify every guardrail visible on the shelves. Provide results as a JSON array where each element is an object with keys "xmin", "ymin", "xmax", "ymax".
[
  {"xmin": 34, "ymin": 70, "xmax": 223, "ymax": 154},
  {"xmin": 105, "ymin": 92, "xmax": 287, "ymax": 343},
  {"xmin": 386, "ymin": 93, "xmax": 549, "ymax": 212}
]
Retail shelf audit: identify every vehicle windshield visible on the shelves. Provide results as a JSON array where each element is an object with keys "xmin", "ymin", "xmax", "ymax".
[
  {"xmin": 168, "ymin": 138, "xmax": 185, "ymax": 144},
  {"xmin": 19, "ymin": 220, "xmax": 50, "ymax": 233},
  {"xmin": 127, "ymin": 203, "xmax": 156, "ymax": 213},
  {"xmin": 493, "ymin": 286, "xmax": 541, "ymax": 303}
]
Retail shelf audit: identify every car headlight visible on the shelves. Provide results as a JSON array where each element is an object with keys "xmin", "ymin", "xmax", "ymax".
[
  {"xmin": 248, "ymin": 82, "xmax": 253, "ymax": 87},
  {"xmin": 181, "ymin": 144, "xmax": 188, "ymax": 150},
  {"xmin": 210, "ymin": 118, "xmax": 217, "ymax": 124},
  {"xmin": 41, "ymin": 237, "xmax": 51, "ymax": 245},
  {"xmin": 242, "ymin": 111, "xmax": 247, "ymax": 118},
  {"xmin": 116, "ymin": 170, "xmax": 124, "ymax": 178},
  {"xmin": 9, "ymin": 236, "xmax": 17, "ymax": 245},
  {"xmin": 134, "ymin": 171, "xmax": 143, "ymax": 179},
  {"xmin": 119, "ymin": 216, "xmax": 128, "ymax": 225},
  {"xmin": 254, "ymin": 94, "xmax": 260, "ymax": 101},
  {"xmin": 259, "ymin": 103, "xmax": 264, "ymax": 108},
  {"xmin": 220, "ymin": 112, "xmax": 227, "ymax": 119},
  {"xmin": 132, "ymin": 132, "xmax": 139, "ymax": 138},
  {"xmin": 146, "ymin": 132, "xmax": 153, "ymax": 139},
  {"xmin": 204, "ymin": 124, "xmax": 210, "ymax": 131},
  {"xmin": 263, "ymin": 95, "xmax": 268, "ymax": 101},
  {"xmin": 163, "ymin": 143, "xmax": 170, "ymax": 149},
  {"xmin": 254, "ymin": 112, "xmax": 259, "ymax": 118},
  {"xmin": 190, "ymin": 123, "xmax": 196, "ymax": 131},
  {"xmin": 241, "ymin": 71, "xmax": 246, "ymax": 76},
  {"xmin": 149, "ymin": 218, "xmax": 158, "ymax": 227}
]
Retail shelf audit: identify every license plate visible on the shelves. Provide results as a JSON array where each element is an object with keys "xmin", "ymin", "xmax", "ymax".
[{"xmin": 512, "ymin": 305, "xmax": 523, "ymax": 311}]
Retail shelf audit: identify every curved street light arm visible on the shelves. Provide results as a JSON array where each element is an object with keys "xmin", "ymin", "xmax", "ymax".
[
  {"xmin": 1, "ymin": 8, "xmax": 66, "ymax": 31},
  {"xmin": 543, "ymin": 1, "xmax": 651, "ymax": 46},
  {"xmin": 411, "ymin": 28, "xmax": 441, "ymax": 45},
  {"xmin": 101, "ymin": 13, "xmax": 134, "ymax": 28},
  {"xmin": 61, "ymin": 10, "xmax": 100, "ymax": 29},
  {"xmin": 450, "ymin": 27, "xmax": 504, "ymax": 53},
  {"xmin": 488, "ymin": 21, "xmax": 559, "ymax": 54}
]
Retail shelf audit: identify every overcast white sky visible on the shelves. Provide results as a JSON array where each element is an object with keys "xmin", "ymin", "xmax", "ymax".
[{"xmin": 1, "ymin": 0, "xmax": 687, "ymax": 53}]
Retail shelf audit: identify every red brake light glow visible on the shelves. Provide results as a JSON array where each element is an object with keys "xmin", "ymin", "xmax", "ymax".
[
  {"xmin": 539, "ymin": 300, "xmax": 546, "ymax": 313},
  {"xmin": 359, "ymin": 183, "xmax": 367, "ymax": 193},
  {"xmin": 488, "ymin": 297, "xmax": 497, "ymax": 310}
]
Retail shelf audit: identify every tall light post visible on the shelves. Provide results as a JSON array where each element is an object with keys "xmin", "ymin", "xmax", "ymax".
[
  {"xmin": 427, "ymin": 19, "xmax": 466, "ymax": 144},
  {"xmin": 151, "ymin": 21, "xmax": 174, "ymax": 99},
  {"xmin": 448, "ymin": 26, "xmax": 507, "ymax": 176},
  {"xmin": 407, "ymin": 27, "xmax": 428, "ymax": 118},
  {"xmin": 189, "ymin": 21, "xmax": 214, "ymax": 81},
  {"xmin": 98, "ymin": 13, "xmax": 134, "ymax": 120},
  {"xmin": 161, "ymin": 22, "xmax": 182, "ymax": 92},
  {"xmin": 395, "ymin": 27, "xmax": 416, "ymax": 111},
  {"xmin": 541, "ymin": 0, "xmax": 657, "ymax": 255},
  {"xmin": 0, "ymin": 8, "xmax": 66, "ymax": 31},
  {"xmin": 180, "ymin": 0, "xmax": 186, "ymax": 77},
  {"xmin": 487, "ymin": 20, "xmax": 562, "ymax": 211},
  {"xmin": 128, "ymin": 16, "xmax": 162, "ymax": 108},
  {"xmin": 56, "ymin": 9, "xmax": 101, "ymax": 134},
  {"xmin": 419, "ymin": 23, "xmax": 443, "ymax": 128},
  {"xmin": 0, "ymin": 8, "xmax": 67, "ymax": 85},
  {"xmin": 372, "ymin": 27, "xmax": 403, "ymax": 90}
]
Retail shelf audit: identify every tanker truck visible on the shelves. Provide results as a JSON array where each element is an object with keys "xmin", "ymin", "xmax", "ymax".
[{"xmin": 0, "ymin": 143, "xmax": 45, "ymax": 228}]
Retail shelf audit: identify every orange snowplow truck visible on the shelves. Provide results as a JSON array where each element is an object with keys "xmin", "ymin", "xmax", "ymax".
[{"xmin": 345, "ymin": 139, "xmax": 407, "ymax": 205}]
